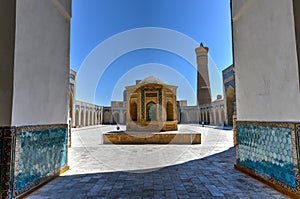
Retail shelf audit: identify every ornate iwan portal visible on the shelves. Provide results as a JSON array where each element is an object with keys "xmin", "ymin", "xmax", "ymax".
[{"xmin": 126, "ymin": 76, "xmax": 178, "ymax": 132}]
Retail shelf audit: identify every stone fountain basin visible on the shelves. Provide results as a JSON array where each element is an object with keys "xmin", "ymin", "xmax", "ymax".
[{"xmin": 102, "ymin": 131, "xmax": 201, "ymax": 144}]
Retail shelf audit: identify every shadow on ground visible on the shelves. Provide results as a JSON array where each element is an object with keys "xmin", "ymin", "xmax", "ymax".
[{"xmin": 27, "ymin": 147, "xmax": 287, "ymax": 199}]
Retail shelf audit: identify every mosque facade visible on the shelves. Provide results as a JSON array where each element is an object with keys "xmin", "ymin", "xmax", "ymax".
[
  {"xmin": 69, "ymin": 44, "xmax": 233, "ymax": 128},
  {"xmin": 126, "ymin": 76, "xmax": 178, "ymax": 132}
]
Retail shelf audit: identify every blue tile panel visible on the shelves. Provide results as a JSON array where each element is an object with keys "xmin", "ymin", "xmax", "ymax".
[
  {"xmin": 14, "ymin": 127, "xmax": 67, "ymax": 196},
  {"xmin": 237, "ymin": 124, "xmax": 296, "ymax": 188},
  {"xmin": 0, "ymin": 127, "xmax": 15, "ymax": 199}
]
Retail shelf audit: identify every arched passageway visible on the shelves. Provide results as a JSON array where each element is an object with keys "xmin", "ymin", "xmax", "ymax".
[
  {"xmin": 94, "ymin": 112, "xmax": 98, "ymax": 125},
  {"xmin": 90, "ymin": 111, "xmax": 93, "ymax": 125},
  {"xmin": 220, "ymin": 108, "xmax": 225, "ymax": 125},
  {"xmin": 98, "ymin": 112, "xmax": 102, "ymax": 124},
  {"xmin": 207, "ymin": 111, "xmax": 210, "ymax": 124},
  {"xmin": 167, "ymin": 102, "xmax": 174, "ymax": 121},
  {"xmin": 130, "ymin": 101, "xmax": 137, "ymax": 121},
  {"xmin": 69, "ymin": 93, "xmax": 73, "ymax": 125},
  {"xmin": 147, "ymin": 102, "xmax": 157, "ymax": 121},
  {"xmin": 216, "ymin": 109, "xmax": 220, "ymax": 125},
  {"xmin": 85, "ymin": 111, "xmax": 89, "ymax": 126},
  {"xmin": 75, "ymin": 110, "xmax": 79, "ymax": 127},
  {"xmin": 104, "ymin": 111, "xmax": 111, "ymax": 124},
  {"xmin": 81, "ymin": 111, "xmax": 85, "ymax": 127}
]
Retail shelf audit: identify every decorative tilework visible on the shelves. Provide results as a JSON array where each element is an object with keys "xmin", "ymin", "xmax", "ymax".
[
  {"xmin": 236, "ymin": 121, "xmax": 300, "ymax": 195},
  {"xmin": 224, "ymin": 79, "xmax": 235, "ymax": 91},
  {"xmin": 0, "ymin": 124, "xmax": 67, "ymax": 199},
  {"xmin": 141, "ymin": 88, "xmax": 162, "ymax": 120},
  {"xmin": 0, "ymin": 127, "xmax": 15, "ymax": 199},
  {"xmin": 12, "ymin": 125, "xmax": 68, "ymax": 198},
  {"xmin": 223, "ymin": 69, "xmax": 234, "ymax": 79},
  {"xmin": 296, "ymin": 124, "xmax": 300, "ymax": 189}
]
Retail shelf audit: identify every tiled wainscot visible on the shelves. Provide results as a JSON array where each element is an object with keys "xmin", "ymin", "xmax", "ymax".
[
  {"xmin": 0, "ymin": 124, "xmax": 68, "ymax": 199},
  {"xmin": 235, "ymin": 121, "xmax": 300, "ymax": 196}
]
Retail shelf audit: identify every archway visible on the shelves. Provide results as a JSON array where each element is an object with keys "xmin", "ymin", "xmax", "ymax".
[
  {"xmin": 98, "ymin": 112, "xmax": 102, "ymax": 124},
  {"xmin": 130, "ymin": 101, "xmax": 137, "ymax": 121},
  {"xmin": 104, "ymin": 111, "xmax": 111, "ymax": 124},
  {"xmin": 167, "ymin": 102, "xmax": 174, "ymax": 121},
  {"xmin": 147, "ymin": 102, "xmax": 157, "ymax": 121},
  {"xmin": 85, "ymin": 111, "xmax": 89, "ymax": 126},
  {"xmin": 90, "ymin": 111, "xmax": 93, "ymax": 125},
  {"xmin": 226, "ymin": 86, "xmax": 235, "ymax": 126},
  {"xmin": 69, "ymin": 92, "xmax": 73, "ymax": 126},
  {"xmin": 207, "ymin": 111, "xmax": 210, "ymax": 124},
  {"xmin": 220, "ymin": 108, "xmax": 225, "ymax": 126},
  {"xmin": 75, "ymin": 109, "xmax": 79, "ymax": 127},
  {"xmin": 81, "ymin": 110, "xmax": 85, "ymax": 127},
  {"xmin": 94, "ymin": 112, "xmax": 98, "ymax": 125},
  {"xmin": 201, "ymin": 111, "xmax": 205, "ymax": 123},
  {"xmin": 193, "ymin": 110, "xmax": 198, "ymax": 123},
  {"xmin": 216, "ymin": 109, "xmax": 220, "ymax": 125}
]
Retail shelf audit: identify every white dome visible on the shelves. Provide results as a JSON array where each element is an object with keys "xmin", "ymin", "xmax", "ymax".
[{"xmin": 138, "ymin": 76, "xmax": 164, "ymax": 85}]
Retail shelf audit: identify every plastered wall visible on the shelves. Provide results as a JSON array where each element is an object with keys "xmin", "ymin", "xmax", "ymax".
[
  {"xmin": 232, "ymin": 0, "xmax": 300, "ymax": 122},
  {"xmin": 12, "ymin": 0, "xmax": 71, "ymax": 126}
]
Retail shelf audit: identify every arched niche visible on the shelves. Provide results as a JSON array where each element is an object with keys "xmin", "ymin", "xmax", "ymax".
[{"xmin": 147, "ymin": 102, "xmax": 157, "ymax": 121}]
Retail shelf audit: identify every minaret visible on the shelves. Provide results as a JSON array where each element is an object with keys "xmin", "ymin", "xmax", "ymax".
[{"xmin": 195, "ymin": 43, "xmax": 211, "ymax": 105}]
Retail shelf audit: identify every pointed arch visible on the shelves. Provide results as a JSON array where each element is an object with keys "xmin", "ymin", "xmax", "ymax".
[
  {"xmin": 147, "ymin": 102, "xmax": 157, "ymax": 121},
  {"xmin": 104, "ymin": 111, "xmax": 111, "ymax": 124},
  {"xmin": 167, "ymin": 101, "xmax": 174, "ymax": 121},
  {"xmin": 85, "ymin": 110, "xmax": 89, "ymax": 126},
  {"xmin": 75, "ymin": 109, "xmax": 79, "ymax": 127},
  {"xmin": 81, "ymin": 110, "xmax": 85, "ymax": 127},
  {"xmin": 130, "ymin": 101, "xmax": 137, "ymax": 121},
  {"xmin": 90, "ymin": 111, "xmax": 93, "ymax": 125}
]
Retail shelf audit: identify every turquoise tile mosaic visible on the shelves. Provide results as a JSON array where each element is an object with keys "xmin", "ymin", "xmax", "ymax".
[
  {"xmin": 0, "ymin": 127, "xmax": 15, "ymax": 199},
  {"xmin": 237, "ymin": 124, "xmax": 296, "ymax": 188},
  {"xmin": 13, "ymin": 126, "xmax": 67, "ymax": 197}
]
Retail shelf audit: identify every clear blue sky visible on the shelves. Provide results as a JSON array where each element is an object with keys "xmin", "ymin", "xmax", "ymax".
[{"xmin": 71, "ymin": 0, "xmax": 232, "ymax": 106}]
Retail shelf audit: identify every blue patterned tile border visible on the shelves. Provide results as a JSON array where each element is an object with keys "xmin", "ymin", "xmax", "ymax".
[
  {"xmin": 10, "ymin": 124, "xmax": 68, "ymax": 198},
  {"xmin": 236, "ymin": 121, "xmax": 300, "ymax": 195},
  {"xmin": 0, "ymin": 127, "xmax": 15, "ymax": 199}
]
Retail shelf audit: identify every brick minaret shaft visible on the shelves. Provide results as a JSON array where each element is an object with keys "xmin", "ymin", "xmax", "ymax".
[{"xmin": 195, "ymin": 43, "xmax": 211, "ymax": 105}]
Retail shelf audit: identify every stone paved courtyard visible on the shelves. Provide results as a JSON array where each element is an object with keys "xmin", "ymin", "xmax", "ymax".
[{"xmin": 26, "ymin": 125, "xmax": 288, "ymax": 199}]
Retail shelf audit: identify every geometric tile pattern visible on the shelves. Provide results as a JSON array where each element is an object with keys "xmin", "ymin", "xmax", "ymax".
[
  {"xmin": 12, "ymin": 126, "xmax": 67, "ymax": 198},
  {"xmin": 141, "ymin": 88, "xmax": 162, "ymax": 120},
  {"xmin": 0, "ymin": 127, "xmax": 15, "ymax": 199},
  {"xmin": 236, "ymin": 121, "xmax": 299, "ymax": 194}
]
